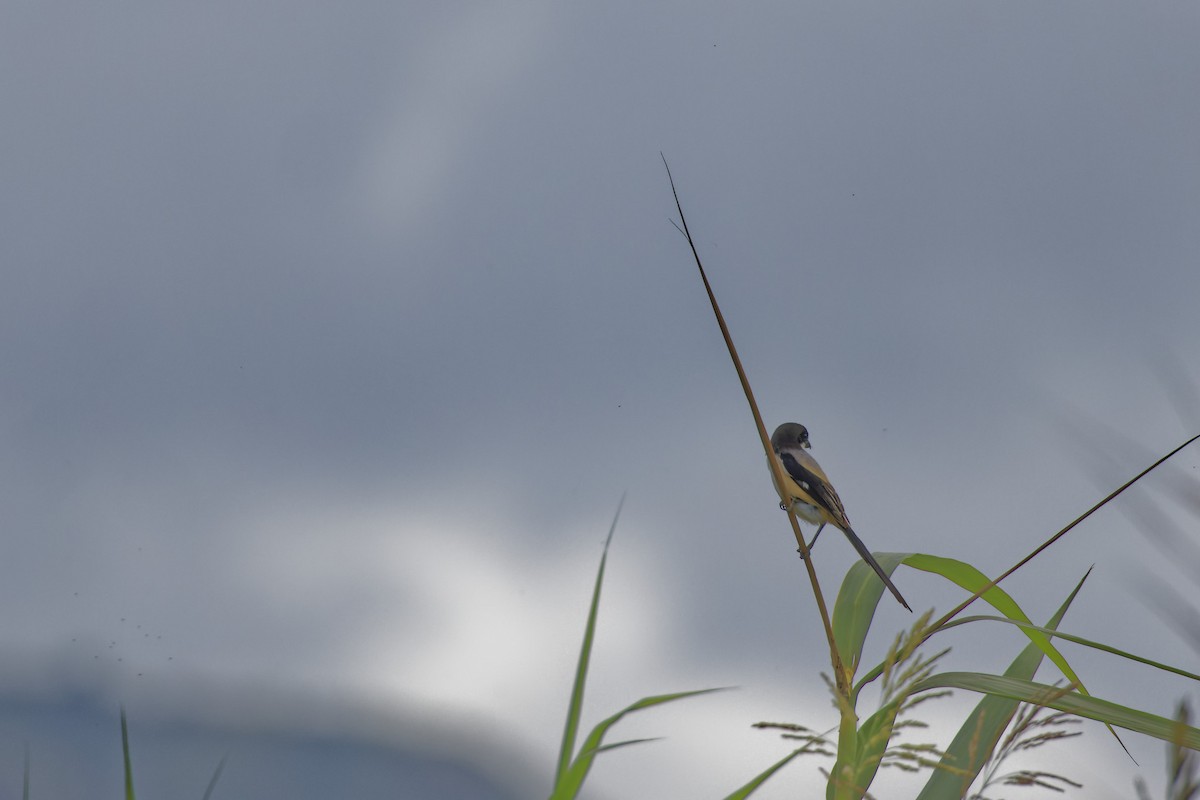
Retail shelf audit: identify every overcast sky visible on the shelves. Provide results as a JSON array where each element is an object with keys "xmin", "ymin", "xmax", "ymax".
[{"xmin": 3, "ymin": 2, "xmax": 1200, "ymax": 797}]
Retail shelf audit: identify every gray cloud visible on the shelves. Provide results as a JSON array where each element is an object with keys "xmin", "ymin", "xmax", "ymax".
[{"xmin": 1, "ymin": 1, "xmax": 1198, "ymax": 795}]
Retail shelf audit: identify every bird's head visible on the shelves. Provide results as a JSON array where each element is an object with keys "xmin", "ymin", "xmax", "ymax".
[{"xmin": 771, "ymin": 422, "xmax": 811, "ymax": 450}]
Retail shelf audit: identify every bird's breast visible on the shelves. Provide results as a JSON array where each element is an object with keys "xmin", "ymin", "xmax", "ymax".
[{"xmin": 787, "ymin": 498, "xmax": 824, "ymax": 525}]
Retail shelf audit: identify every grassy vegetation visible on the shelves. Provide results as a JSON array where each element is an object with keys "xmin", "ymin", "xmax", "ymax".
[
  {"xmin": 545, "ymin": 479, "xmax": 1200, "ymax": 798},
  {"xmin": 539, "ymin": 161, "xmax": 1200, "ymax": 799}
]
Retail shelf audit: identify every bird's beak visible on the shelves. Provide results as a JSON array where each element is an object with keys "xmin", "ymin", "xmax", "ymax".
[{"xmin": 801, "ymin": 440, "xmax": 811, "ymax": 449}]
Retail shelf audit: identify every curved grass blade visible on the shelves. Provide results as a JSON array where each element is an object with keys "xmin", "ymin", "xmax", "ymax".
[
  {"xmin": 839, "ymin": 700, "xmax": 901, "ymax": 799},
  {"xmin": 722, "ymin": 747, "xmax": 811, "ymax": 800},
  {"xmin": 121, "ymin": 707, "xmax": 137, "ymax": 800},
  {"xmin": 881, "ymin": 555, "xmax": 1128, "ymax": 753},
  {"xmin": 912, "ymin": 672, "xmax": 1200, "ymax": 749},
  {"xmin": 909, "ymin": 553, "xmax": 1138, "ymax": 756},
  {"xmin": 592, "ymin": 737, "xmax": 662, "ymax": 753},
  {"xmin": 916, "ymin": 570, "xmax": 1089, "ymax": 800},
  {"xmin": 553, "ymin": 496, "xmax": 624, "ymax": 786},
  {"xmin": 941, "ymin": 616, "xmax": 1200, "ymax": 683},
  {"xmin": 832, "ymin": 553, "xmax": 912, "ymax": 679},
  {"xmin": 551, "ymin": 688, "xmax": 727, "ymax": 800},
  {"xmin": 905, "ymin": 555, "xmax": 1090, "ymax": 704}
]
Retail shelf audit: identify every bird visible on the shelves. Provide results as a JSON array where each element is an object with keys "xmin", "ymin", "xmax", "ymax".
[{"xmin": 770, "ymin": 422, "xmax": 910, "ymax": 611}]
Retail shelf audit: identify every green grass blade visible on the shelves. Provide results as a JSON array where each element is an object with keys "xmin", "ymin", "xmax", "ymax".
[
  {"xmin": 906, "ymin": 556, "xmax": 1090, "ymax": 697},
  {"xmin": 916, "ymin": 571, "xmax": 1088, "ymax": 800},
  {"xmin": 908, "ymin": 553, "xmax": 1133, "ymax": 752},
  {"xmin": 120, "ymin": 707, "xmax": 136, "ymax": 800},
  {"xmin": 722, "ymin": 748, "xmax": 810, "ymax": 800},
  {"xmin": 553, "ymin": 497, "xmax": 624, "ymax": 787},
  {"xmin": 832, "ymin": 553, "xmax": 912, "ymax": 678},
  {"xmin": 912, "ymin": 672, "xmax": 1200, "ymax": 748},
  {"xmin": 592, "ymin": 737, "xmax": 662, "ymax": 753},
  {"xmin": 552, "ymin": 688, "xmax": 727, "ymax": 800},
  {"xmin": 940, "ymin": 616, "xmax": 1200, "ymax": 683},
  {"xmin": 843, "ymin": 700, "xmax": 901, "ymax": 797}
]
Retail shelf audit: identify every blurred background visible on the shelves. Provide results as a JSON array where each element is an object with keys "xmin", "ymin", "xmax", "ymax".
[{"xmin": 2, "ymin": 1, "xmax": 1198, "ymax": 797}]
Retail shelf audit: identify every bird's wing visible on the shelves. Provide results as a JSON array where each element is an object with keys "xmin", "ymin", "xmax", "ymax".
[
  {"xmin": 776, "ymin": 445, "xmax": 910, "ymax": 611},
  {"xmin": 777, "ymin": 447, "xmax": 853, "ymax": 530}
]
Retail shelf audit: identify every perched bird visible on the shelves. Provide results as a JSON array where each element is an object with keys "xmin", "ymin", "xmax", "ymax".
[{"xmin": 770, "ymin": 422, "xmax": 910, "ymax": 611}]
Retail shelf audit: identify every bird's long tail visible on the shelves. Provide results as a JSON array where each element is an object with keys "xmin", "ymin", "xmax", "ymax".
[{"xmin": 839, "ymin": 526, "xmax": 911, "ymax": 612}]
